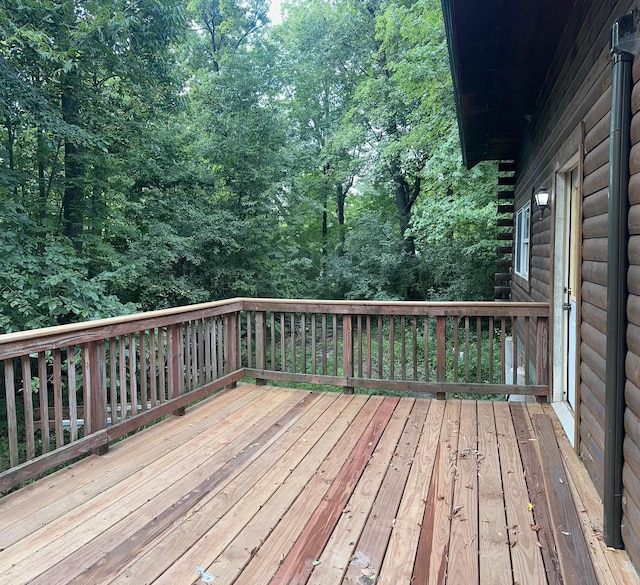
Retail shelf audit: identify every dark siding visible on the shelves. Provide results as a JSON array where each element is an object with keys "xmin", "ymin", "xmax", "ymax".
[
  {"xmin": 625, "ymin": 55, "xmax": 640, "ymax": 571},
  {"xmin": 513, "ymin": 2, "xmax": 628, "ymax": 502}
]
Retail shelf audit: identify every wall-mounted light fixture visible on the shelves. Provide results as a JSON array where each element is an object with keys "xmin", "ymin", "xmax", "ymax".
[{"xmin": 534, "ymin": 188, "xmax": 550, "ymax": 217}]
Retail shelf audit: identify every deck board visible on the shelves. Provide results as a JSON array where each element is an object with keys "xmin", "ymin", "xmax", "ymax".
[{"xmin": 0, "ymin": 383, "xmax": 632, "ymax": 585}]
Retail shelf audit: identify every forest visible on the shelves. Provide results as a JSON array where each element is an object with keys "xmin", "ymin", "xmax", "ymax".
[{"xmin": 0, "ymin": 0, "xmax": 498, "ymax": 334}]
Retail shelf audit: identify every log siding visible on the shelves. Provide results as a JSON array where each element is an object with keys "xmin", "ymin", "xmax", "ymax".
[{"xmin": 510, "ymin": 0, "xmax": 640, "ymax": 568}]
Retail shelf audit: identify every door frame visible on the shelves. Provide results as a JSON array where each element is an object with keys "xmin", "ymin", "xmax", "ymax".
[{"xmin": 551, "ymin": 152, "xmax": 582, "ymax": 447}]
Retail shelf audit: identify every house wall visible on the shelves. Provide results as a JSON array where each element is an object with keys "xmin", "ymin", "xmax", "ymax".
[
  {"xmin": 623, "ymin": 53, "xmax": 640, "ymax": 568},
  {"xmin": 511, "ymin": 0, "xmax": 640, "ymax": 567}
]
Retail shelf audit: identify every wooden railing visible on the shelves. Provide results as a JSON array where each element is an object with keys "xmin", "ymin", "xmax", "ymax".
[
  {"xmin": 241, "ymin": 300, "xmax": 549, "ymax": 395},
  {"xmin": 0, "ymin": 298, "xmax": 548, "ymax": 490}
]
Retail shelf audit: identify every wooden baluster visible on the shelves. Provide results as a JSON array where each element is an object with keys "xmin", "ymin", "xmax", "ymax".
[
  {"xmin": 280, "ymin": 313, "xmax": 286, "ymax": 372},
  {"xmin": 4, "ymin": 359, "xmax": 19, "ymax": 467},
  {"xmin": 488, "ymin": 316, "xmax": 495, "ymax": 384},
  {"xmin": 501, "ymin": 317, "xmax": 507, "ymax": 384},
  {"xmin": 129, "ymin": 333, "xmax": 137, "ymax": 415},
  {"xmin": 412, "ymin": 316, "xmax": 418, "ymax": 381},
  {"xmin": 247, "ymin": 311, "xmax": 253, "ymax": 370},
  {"xmin": 301, "ymin": 313, "xmax": 307, "ymax": 374},
  {"xmin": 357, "ymin": 314, "xmax": 363, "ymax": 379},
  {"xmin": 217, "ymin": 318, "xmax": 224, "ymax": 380},
  {"xmin": 158, "ymin": 329, "xmax": 166, "ymax": 403},
  {"xmin": 477, "ymin": 317, "xmax": 482, "ymax": 383},
  {"xmin": 377, "ymin": 315, "xmax": 383, "ymax": 379},
  {"xmin": 199, "ymin": 319, "xmax": 206, "ymax": 384},
  {"xmin": 109, "ymin": 338, "xmax": 117, "ymax": 421},
  {"xmin": 436, "ymin": 316, "xmax": 446, "ymax": 399},
  {"xmin": 22, "ymin": 355, "xmax": 35, "ymax": 459},
  {"xmin": 270, "ymin": 312, "xmax": 276, "ymax": 370},
  {"xmin": 149, "ymin": 330, "xmax": 157, "ymax": 408},
  {"xmin": 424, "ymin": 316, "xmax": 430, "ymax": 382},
  {"xmin": 184, "ymin": 322, "xmax": 192, "ymax": 391},
  {"xmin": 38, "ymin": 352, "xmax": 50, "ymax": 454},
  {"xmin": 464, "ymin": 316, "xmax": 470, "ymax": 382},
  {"xmin": 68, "ymin": 347, "xmax": 78, "ymax": 442},
  {"xmin": 167, "ymin": 326, "xmax": 177, "ymax": 401},
  {"xmin": 366, "ymin": 315, "xmax": 372, "ymax": 379},
  {"xmin": 53, "ymin": 350, "xmax": 63, "ymax": 447},
  {"xmin": 291, "ymin": 313, "xmax": 296, "ymax": 373},
  {"xmin": 311, "ymin": 314, "xmax": 317, "ymax": 375},
  {"xmin": 453, "ymin": 317, "xmax": 459, "ymax": 382},
  {"xmin": 536, "ymin": 316, "xmax": 549, "ymax": 397},
  {"xmin": 255, "ymin": 311, "xmax": 267, "ymax": 385},
  {"xmin": 389, "ymin": 316, "xmax": 395, "ymax": 380},
  {"xmin": 343, "ymin": 314, "xmax": 354, "ymax": 393},
  {"xmin": 140, "ymin": 331, "xmax": 148, "ymax": 411},
  {"xmin": 400, "ymin": 315, "xmax": 406, "ymax": 381},
  {"xmin": 205, "ymin": 319, "xmax": 212, "ymax": 383},
  {"xmin": 322, "ymin": 314, "xmax": 327, "ymax": 375},
  {"xmin": 81, "ymin": 343, "xmax": 92, "ymax": 434},
  {"xmin": 192, "ymin": 320, "xmax": 199, "ymax": 389},
  {"xmin": 333, "ymin": 314, "xmax": 338, "ymax": 376},
  {"xmin": 524, "ymin": 316, "xmax": 530, "ymax": 385},
  {"xmin": 224, "ymin": 312, "xmax": 239, "ymax": 387},
  {"xmin": 512, "ymin": 317, "xmax": 517, "ymax": 385}
]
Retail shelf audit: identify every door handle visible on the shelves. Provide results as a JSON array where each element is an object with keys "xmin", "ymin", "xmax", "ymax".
[{"xmin": 562, "ymin": 303, "xmax": 571, "ymax": 312}]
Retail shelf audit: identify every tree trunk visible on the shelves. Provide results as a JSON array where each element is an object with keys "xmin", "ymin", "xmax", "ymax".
[
  {"xmin": 393, "ymin": 170, "xmax": 417, "ymax": 257},
  {"xmin": 5, "ymin": 119, "xmax": 18, "ymax": 202},
  {"xmin": 321, "ymin": 190, "xmax": 328, "ymax": 277},
  {"xmin": 336, "ymin": 182, "xmax": 346, "ymax": 253},
  {"xmin": 37, "ymin": 128, "xmax": 47, "ymax": 223},
  {"xmin": 61, "ymin": 84, "xmax": 84, "ymax": 251}
]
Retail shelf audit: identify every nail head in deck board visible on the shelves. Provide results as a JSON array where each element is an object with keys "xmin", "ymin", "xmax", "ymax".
[
  {"xmin": 8, "ymin": 390, "xmax": 311, "ymax": 585},
  {"xmin": 271, "ymin": 397, "xmax": 399, "ymax": 584},
  {"xmin": 375, "ymin": 399, "xmax": 446, "ymax": 585},
  {"xmin": 307, "ymin": 398, "xmax": 416, "ymax": 585},
  {"xmin": 494, "ymin": 400, "xmax": 547, "ymax": 585},
  {"xmin": 532, "ymin": 414, "xmax": 599, "ymax": 585},
  {"xmin": 445, "ymin": 400, "xmax": 479, "ymax": 585},
  {"xmin": 412, "ymin": 400, "xmax": 462, "ymax": 585},
  {"xmin": 477, "ymin": 401, "xmax": 512, "ymax": 585},
  {"xmin": 224, "ymin": 396, "xmax": 384, "ymax": 585},
  {"xmin": 341, "ymin": 398, "xmax": 432, "ymax": 584},
  {"xmin": 108, "ymin": 391, "xmax": 345, "ymax": 585},
  {"xmin": 510, "ymin": 403, "xmax": 563, "ymax": 585}
]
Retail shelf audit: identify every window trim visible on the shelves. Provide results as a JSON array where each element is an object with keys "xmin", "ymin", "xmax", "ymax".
[{"xmin": 514, "ymin": 202, "xmax": 531, "ymax": 279}]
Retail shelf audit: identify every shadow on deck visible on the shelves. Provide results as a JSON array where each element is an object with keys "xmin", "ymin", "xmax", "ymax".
[{"xmin": 0, "ymin": 383, "xmax": 636, "ymax": 585}]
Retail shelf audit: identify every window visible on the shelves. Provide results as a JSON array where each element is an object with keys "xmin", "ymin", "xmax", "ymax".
[{"xmin": 514, "ymin": 203, "xmax": 530, "ymax": 279}]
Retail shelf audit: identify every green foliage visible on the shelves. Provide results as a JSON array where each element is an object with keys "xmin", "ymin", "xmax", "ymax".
[
  {"xmin": 0, "ymin": 200, "xmax": 133, "ymax": 332},
  {"xmin": 0, "ymin": 0, "xmax": 501, "ymax": 334}
]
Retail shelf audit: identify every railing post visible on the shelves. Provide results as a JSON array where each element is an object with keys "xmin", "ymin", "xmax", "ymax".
[
  {"xmin": 224, "ymin": 311, "xmax": 238, "ymax": 388},
  {"xmin": 84, "ymin": 341, "xmax": 108, "ymax": 454},
  {"xmin": 255, "ymin": 311, "xmax": 268, "ymax": 385},
  {"xmin": 168, "ymin": 324, "xmax": 185, "ymax": 416},
  {"xmin": 436, "ymin": 316, "xmax": 446, "ymax": 399},
  {"xmin": 536, "ymin": 316, "xmax": 549, "ymax": 402},
  {"xmin": 343, "ymin": 314, "xmax": 354, "ymax": 394}
]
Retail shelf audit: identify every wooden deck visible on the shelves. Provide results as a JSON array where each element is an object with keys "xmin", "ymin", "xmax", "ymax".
[{"xmin": 0, "ymin": 383, "xmax": 636, "ymax": 585}]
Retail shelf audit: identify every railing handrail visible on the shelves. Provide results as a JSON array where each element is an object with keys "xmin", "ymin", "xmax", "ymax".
[
  {"xmin": 0, "ymin": 297, "xmax": 549, "ymax": 358},
  {"xmin": 0, "ymin": 298, "xmax": 244, "ymax": 360}
]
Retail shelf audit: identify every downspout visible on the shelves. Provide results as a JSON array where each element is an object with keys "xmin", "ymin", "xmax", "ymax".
[{"xmin": 605, "ymin": 12, "xmax": 636, "ymax": 549}]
